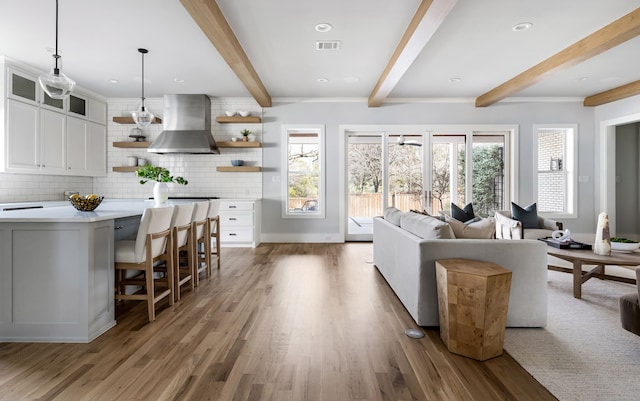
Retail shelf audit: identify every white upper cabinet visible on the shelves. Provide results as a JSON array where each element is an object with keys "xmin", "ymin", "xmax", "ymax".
[
  {"xmin": 66, "ymin": 116, "xmax": 106, "ymax": 177},
  {"xmin": 1, "ymin": 61, "xmax": 107, "ymax": 176}
]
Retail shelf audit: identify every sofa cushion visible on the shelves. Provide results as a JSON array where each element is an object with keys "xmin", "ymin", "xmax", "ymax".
[
  {"xmin": 444, "ymin": 214, "xmax": 496, "ymax": 239},
  {"xmin": 523, "ymin": 228, "xmax": 553, "ymax": 240},
  {"xmin": 412, "ymin": 209, "xmax": 445, "ymax": 221},
  {"xmin": 511, "ymin": 202, "xmax": 539, "ymax": 229},
  {"xmin": 451, "ymin": 202, "xmax": 475, "ymax": 222},
  {"xmin": 383, "ymin": 207, "xmax": 402, "ymax": 226},
  {"xmin": 400, "ymin": 212, "xmax": 455, "ymax": 239}
]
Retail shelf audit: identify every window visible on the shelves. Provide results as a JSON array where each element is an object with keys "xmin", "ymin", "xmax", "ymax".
[
  {"xmin": 282, "ymin": 125, "xmax": 325, "ymax": 218},
  {"xmin": 534, "ymin": 124, "xmax": 576, "ymax": 218}
]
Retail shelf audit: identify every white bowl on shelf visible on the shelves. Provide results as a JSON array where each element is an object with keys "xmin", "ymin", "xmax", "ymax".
[
  {"xmin": 238, "ymin": 110, "xmax": 251, "ymax": 117},
  {"xmin": 225, "ymin": 110, "xmax": 236, "ymax": 117},
  {"xmin": 611, "ymin": 241, "xmax": 640, "ymax": 252}
]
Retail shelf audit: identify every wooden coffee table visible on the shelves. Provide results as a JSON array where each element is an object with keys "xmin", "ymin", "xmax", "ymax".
[{"xmin": 546, "ymin": 247, "xmax": 639, "ymax": 299}]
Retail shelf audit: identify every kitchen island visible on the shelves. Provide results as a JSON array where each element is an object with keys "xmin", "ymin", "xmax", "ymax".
[{"xmin": 0, "ymin": 200, "xmax": 171, "ymax": 343}]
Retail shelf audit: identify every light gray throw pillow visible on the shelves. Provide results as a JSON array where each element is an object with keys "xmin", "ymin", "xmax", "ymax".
[{"xmin": 444, "ymin": 214, "xmax": 496, "ymax": 239}]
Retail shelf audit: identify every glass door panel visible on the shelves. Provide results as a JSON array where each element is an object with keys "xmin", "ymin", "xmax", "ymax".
[
  {"xmin": 388, "ymin": 134, "xmax": 423, "ymax": 212},
  {"xmin": 471, "ymin": 135, "xmax": 506, "ymax": 217},
  {"xmin": 429, "ymin": 135, "xmax": 465, "ymax": 215},
  {"xmin": 347, "ymin": 134, "xmax": 383, "ymax": 239}
]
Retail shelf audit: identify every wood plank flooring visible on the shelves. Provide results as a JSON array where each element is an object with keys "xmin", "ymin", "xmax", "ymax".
[{"xmin": 0, "ymin": 243, "xmax": 557, "ymax": 401}]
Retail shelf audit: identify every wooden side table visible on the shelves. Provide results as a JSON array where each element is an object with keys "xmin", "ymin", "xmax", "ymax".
[{"xmin": 435, "ymin": 258, "xmax": 512, "ymax": 361}]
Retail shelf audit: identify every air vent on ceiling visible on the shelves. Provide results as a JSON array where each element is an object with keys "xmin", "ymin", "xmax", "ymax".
[{"xmin": 316, "ymin": 40, "xmax": 341, "ymax": 50}]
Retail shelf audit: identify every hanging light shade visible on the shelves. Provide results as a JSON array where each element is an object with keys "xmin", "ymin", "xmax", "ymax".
[
  {"xmin": 38, "ymin": 0, "xmax": 75, "ymax": 99},
  {"xmin": 131, "ymin": 48, "xmax": 154, "ymax": 128}
]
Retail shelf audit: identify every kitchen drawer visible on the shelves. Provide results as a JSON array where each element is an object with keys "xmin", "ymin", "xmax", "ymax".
[
  {"xmin": 114, "ymin": 216, "xmax": 141, "ymax": 240},
  {"xmin": 218, "ymin": 201, "xmax": 254, "ymax": 212},
  {"xmin": 220, "ymin": 212, "xmax": 253, "ymax": 226},
  {"xmin": 220, "ymin": 227, "xmax": 253, "ymax": 242}
]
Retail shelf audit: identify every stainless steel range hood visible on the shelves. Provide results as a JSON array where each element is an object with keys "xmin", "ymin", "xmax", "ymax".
[{"xmin": 147, "ymin": 94, "xmax": 220, "ymax": 154}]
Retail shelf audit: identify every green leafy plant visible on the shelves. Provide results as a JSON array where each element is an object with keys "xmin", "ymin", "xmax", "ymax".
[
  {"xmin": 136, "ymin": 165, "xmax": 188, "ymax": 185},
  {"xmin": 241, "ymin": 129, "xmax": 252, "ymax": 137},
  {"xmin": 611, "ymin": 237, "xmax": 639, "ymax": 243}
]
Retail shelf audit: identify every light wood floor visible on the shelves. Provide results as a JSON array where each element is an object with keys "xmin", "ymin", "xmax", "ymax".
[{"xmin": 0, "ymin": 243, "xmax": 556, "ymax": 401}]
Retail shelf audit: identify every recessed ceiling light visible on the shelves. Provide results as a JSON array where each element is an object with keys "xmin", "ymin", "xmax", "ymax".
[
  {"xmin": 108, "ymin": 79, "xmax": 119, "ymax": 84},
  {"xmin": 174, "ymin": 78, "xmax": 185, "ymax": 83},
  {"xmin": 577, "ymin": 76, "xmax": 589, "ymax": 81},
  {"xmin": 317, "ymin": 78, "xmax": 329, "ymax": 83},
  {"xmin": 343, "ymin": 77, "xmax": 359, "ymax": 83},
  {"xmin": 512, "ymin": 22, "xmax": 533, "ymax": 32},
  {"xmin": 315, "ymin": 23, "xmax": 332, "ymax": 33},
  {"xmin": 448, "ymin": 77, "xmax": 461, "ymax": 83}
]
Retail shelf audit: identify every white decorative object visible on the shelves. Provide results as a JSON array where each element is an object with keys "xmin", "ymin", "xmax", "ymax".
[
  {"xmin": 238, "ymin": 110, "xmax": 251, "ymax": 117},
  {"xmin": 248, "ymin": 133, "xmax": 256, "ymax": 142},
  {"xmin": 153, "ymin": 182, "xmax": 169, "ymax": 204},
  {"xmin": 552, "ymin": 229, "xmax": 572, "ymax": 242},
  {"xmin": 127, "ymin": 156, "xmax": 138, "ymax": 166},
  {"xmin": 594, "ymin": 212, "xmax": 611, "ymax": 256}
]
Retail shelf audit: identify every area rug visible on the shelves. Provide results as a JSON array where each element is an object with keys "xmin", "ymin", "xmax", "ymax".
[{"xmin": 504, "ymin": 267, "xmax": 640, "ymax": 401}]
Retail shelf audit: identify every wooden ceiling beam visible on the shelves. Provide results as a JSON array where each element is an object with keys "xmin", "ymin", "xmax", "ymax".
[
  {"xmin": 475, "ymin": 7, "xmax": 640, "ymax": 108},
  {"xmin": 180, "ymin": 0, "xmax": 272, "ymax": 107},
  {"xmin": 368, "ymin": 0, "xmax": 458, "ymax": 107},
  {"xmin": 583, "ymin": 80, "xmax": 640, "ymax": 106}
]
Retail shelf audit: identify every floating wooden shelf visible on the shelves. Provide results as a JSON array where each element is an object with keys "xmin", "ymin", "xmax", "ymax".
[
  {"xmin": 217, "ymin": 141, "xmax": 261, "ymax": 148},
  {"xmin": 215, "ymin": 116, "xmax": 261, "ymax": 124},
  {"xmin": 216, "ymin": 166, "xmax": 262, "ymax": 172},
  {"xmin": 113, "ymin": 141, "xmax": 151, "ymax": 148},
  {"xmin": 112, "ymin": 166, "xmax": 140, "ymax": 173},
  {"xmin": 112, "ymin": 116, "xmax": 162, "ymax": 124}
]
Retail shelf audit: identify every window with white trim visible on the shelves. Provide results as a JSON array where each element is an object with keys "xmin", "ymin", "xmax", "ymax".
[
  {"xmin": 282, "ymin": 125, "xmax": 325, "ymax": 218},
  {"xmin": 535, "ymin": 124, "xmax": 576, "ymax": 218}
]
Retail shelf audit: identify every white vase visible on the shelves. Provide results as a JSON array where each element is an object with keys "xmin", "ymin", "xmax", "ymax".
[
  {"xmin": 153, "ymin": 182, "xmax": 169, "ymax": 204},
  {"xmin": 248, "ymin": 133, "xmax": 256, "ymax": 142}
]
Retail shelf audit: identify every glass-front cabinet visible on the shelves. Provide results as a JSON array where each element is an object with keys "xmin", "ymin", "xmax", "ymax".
[{"xmin": 7, "ymin": 67, "xmax": 65, "ymax": 112}]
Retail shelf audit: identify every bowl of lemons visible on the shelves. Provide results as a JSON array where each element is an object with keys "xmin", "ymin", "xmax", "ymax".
[{"xmin": 69, "ymin": 194, "xmax": 103, "ymax": 211}]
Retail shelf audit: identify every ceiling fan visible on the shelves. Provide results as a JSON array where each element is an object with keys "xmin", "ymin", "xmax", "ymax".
[{"xmin": 397, "ymin": 135, "xmax": 422, "ymax": 147}]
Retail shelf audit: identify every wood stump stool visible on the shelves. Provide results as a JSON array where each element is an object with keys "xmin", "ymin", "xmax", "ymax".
[{"xmin": 435, "ymin": 258, "xmax": 512, "ymax": 361}]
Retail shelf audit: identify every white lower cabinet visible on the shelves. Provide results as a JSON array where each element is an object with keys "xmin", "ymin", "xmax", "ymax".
[{"xmin": 214, "ymin": 199, "xmax": 260, "ymax": 247}]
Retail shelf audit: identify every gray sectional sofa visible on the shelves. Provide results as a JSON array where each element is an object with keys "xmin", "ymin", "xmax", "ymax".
[{"xmin": 373, "ymin": 209, "xmax": 548, "ymax": 327}]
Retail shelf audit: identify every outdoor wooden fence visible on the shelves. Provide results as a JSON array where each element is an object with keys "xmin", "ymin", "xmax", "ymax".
[{"xmin": 290, "ymin": 193, "xmax": 423, "ymax": 217}]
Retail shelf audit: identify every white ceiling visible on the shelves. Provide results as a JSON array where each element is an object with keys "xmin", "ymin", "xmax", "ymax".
[{"xmin": 1, "ymin": 0, "xmax": 639, "ymax": 103}]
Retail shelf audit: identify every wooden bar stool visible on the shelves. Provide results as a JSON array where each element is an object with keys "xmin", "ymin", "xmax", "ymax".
[
  {"xmin": 114, "ymin": 206, "xmax": 174, "ymax": 322},
  {"xmin": 207, "ymin": 200, "xmax": 221, "ymax": 269},
  {"xmin": 191, "ymin": 201, "xmax": 211, "ymax": 287},
  {"xmin": 170, "ymin": 203, "xmax": 195, "ymax": 301}
]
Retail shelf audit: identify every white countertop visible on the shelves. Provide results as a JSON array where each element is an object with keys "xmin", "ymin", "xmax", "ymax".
[{"xmin": 0, "ymin": 199, "xmax": 192, "ymax": 223}]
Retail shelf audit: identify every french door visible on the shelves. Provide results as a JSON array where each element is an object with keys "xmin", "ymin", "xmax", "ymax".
[{"xmin": 344, "ymin": 129, "xmax": 510, "ymax": 241}]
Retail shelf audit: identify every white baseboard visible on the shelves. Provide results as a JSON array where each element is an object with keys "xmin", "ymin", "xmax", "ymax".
[{"xmin": 260, "ymin": 233, "xmax": 344, "ymax": 243}]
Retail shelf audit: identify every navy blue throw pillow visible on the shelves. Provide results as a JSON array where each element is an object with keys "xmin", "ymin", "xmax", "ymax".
[
  {"xmin": 451, "ymin": 202, "xmax": 475, "ymax": 222},
  {"xmin": 511, "ymin": 202, "xmax": 539, "ymax": 229}
]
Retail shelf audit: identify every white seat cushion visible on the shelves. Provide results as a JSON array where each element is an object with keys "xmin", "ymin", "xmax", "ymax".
[{"xmin": 115, "ymin": 239, "xmax": 137, "ymax": 264}]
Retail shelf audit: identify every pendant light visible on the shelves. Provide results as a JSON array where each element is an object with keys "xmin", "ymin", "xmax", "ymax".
[
  {"xmin": 38, "ymin": 0, "xmax": 75, "ymax": 99},
  {"xmin": 131, "ymin": 48, "xmax": 155, "ymax": 128}
]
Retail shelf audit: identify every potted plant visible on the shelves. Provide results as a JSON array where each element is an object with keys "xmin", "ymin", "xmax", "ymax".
[
  {"xmin": 240, "ymin": 129, "xmax": 252, "ymax": 142},
  {"xmin": 136, "ymin": 165, "xmax": 188, "ymax": 203}
]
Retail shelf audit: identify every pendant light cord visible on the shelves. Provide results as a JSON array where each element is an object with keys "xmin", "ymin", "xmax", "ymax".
[
  {"xmin": 139, "ymin": 48, "xmax": 147, "ymax": 112},
  {"xmin": 54, "ymin": 0, "xmax": 60, "ymax": 73}
]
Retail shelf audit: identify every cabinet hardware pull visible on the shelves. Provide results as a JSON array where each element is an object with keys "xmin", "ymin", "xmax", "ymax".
[
  {"xmin": 229, "ymin": 205, "xmax": 237, "ymax": 208},
  {"xmin": 115, "ymin": 226, "xmax": 124, "ymax": 229},
  {"xmin": 229, "ymin": 233, "xmax": 237, "ymax": 236},
  {"xmin": 229, "ymin": 218, "xmax": 237, "ymax": 221}
]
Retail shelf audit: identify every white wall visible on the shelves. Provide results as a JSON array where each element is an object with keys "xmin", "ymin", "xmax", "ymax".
[{"xmin": 261, "ymin": 99, "xmax": 596, "ymax": 240}]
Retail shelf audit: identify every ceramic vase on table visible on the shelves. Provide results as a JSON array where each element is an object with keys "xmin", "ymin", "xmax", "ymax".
[
  {"xmin": 153, "ymin": 182, "xmax": 169, "ymax": 204},
  {"xmin": 594, "ymin": 212, "xmax": 611, "ymax": 256}
]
